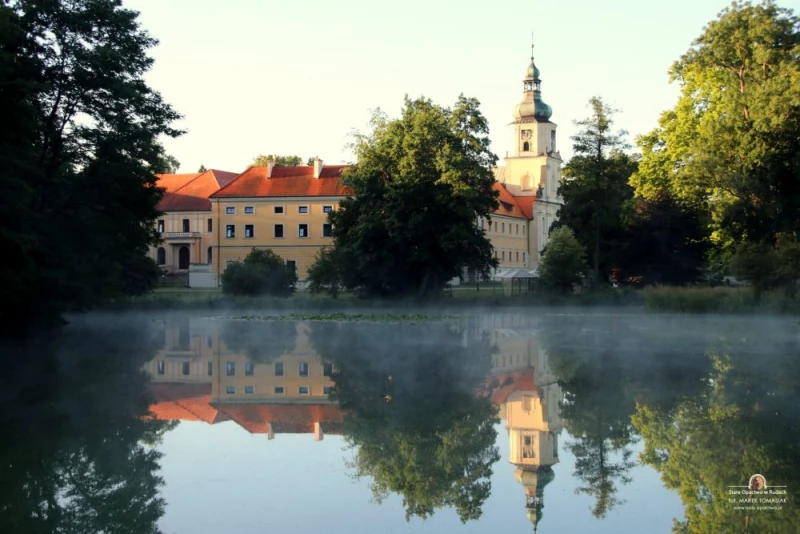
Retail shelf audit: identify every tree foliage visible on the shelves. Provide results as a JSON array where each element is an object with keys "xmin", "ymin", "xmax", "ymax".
[
  {"xmin": 630, "ymin": 1, "xmax": 800, "ymax": 251},
  {"xmin": 538, "ymin": 227, "xmax": 587, "ymax": 293},
  {"xmin": 730, "ymin": 235, "xmax": 800, "ymax": 299},
  {"xmin": 555, "ymin": 97, "xmax": 637, "ymax": 284},
  {"xmin": 312, "ymin": 96, "xmax": 498, "ymax": 298},
  {"xmin": 306, "ymin": 247, "xmax": 343, "ymax": 298},
  {"xmin": 221, "ymin": 248, "xmax": 297, "ymax": 297},
  {"xmin": 0, "ymin": 0, "xmax": 181, "ymax": 335},
  {"xmin": 253, "ymin": 154, "xmax": 303, "ymax": 166}
]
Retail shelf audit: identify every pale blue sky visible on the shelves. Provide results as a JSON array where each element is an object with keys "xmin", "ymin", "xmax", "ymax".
[{"xmin": 124, "ymin": 0, "xmax": 793, "ymax": 173}]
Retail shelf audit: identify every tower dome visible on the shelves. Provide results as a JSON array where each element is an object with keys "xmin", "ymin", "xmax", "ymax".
[{"xmin": 513, "ymin": 43, "xmax": 552, "ymax": 122}]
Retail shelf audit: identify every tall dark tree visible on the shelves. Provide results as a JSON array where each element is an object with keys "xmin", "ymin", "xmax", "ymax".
[
  {"xmin": 0, "ymin": 0, "xmax": 182, "ymax": 335},
  {"xmin": 311, "ymin": 95, "xmax": 499, "ymax": 298},
  {"xmin": 554, "ymin": 97, "xmax": 637, "ymax": 285}
]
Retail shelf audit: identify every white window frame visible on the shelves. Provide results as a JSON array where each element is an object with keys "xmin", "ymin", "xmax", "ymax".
[
  {"xmin": 298, "ymin": 205, "xmax": 309, "ymax": 214},
  {"xmin": 274, "ymin": 224, "xmax": 284, "ymax": 238},
  {"xmin": 322, "ymin": 205, "xmax": 333, "ymax": 214},
  {"xmin": 298, "ymin": 385, "xmax": 310, "ymax": 396},
  {"xmin": 273, "ymin": 205, "xmax": 284, "ymax": 214},
  {"xmin": 244, "ymin": 224, "xmax": 254, "ymax": 238},
  {"xmin": 226, "ymin": 207, "xmax": 236, "ymax": 214},
  {"xmin": 298, "ymin": 224, "xmax": 308, "ymax": 238},
  {"xmin": 245, "ymin": 386, "xmax": 255, "ymax": 395},
  {"xmin": 244, "ymin": 206, "xmax": 255, "ymax": 214},
  {"xmin": 226, "ymin": 224, "xmax": 236, "ymax": 238}
]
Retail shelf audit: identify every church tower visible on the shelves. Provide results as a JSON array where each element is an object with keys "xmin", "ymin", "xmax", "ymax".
[{"xmin": 495, "ymin": 41, "xmax": 564, "ymax": 267}]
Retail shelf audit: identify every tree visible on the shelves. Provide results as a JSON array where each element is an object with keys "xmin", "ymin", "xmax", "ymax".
[
  {"xmin": 630, "ymin": 1, "xmax": 800, "ymax": 253},
  {"xmin": 221, "ymin": 248, "xmax": 297, "ymax": 297},
  {"xmin": 555, "ymin": 97, "xmax": 637, "ymax": 284},
  {"xmin": 198, "ymin": 164, "xmax": 207, "ymax": 172},
  {"xmin": 0, "ymin": 0, "xmax": 181, "ymax": 335},
  {"xmin": 253, "ymin": 154, "xmax": 303, "ymax": 166},
  {"xmin": 307, "ymin": 247, "xmax": 344, "ymax": 297},
  {"xmin": 154, "ymin": 151, "xmax": 180, "ymax": 173},
  {"xmin": 729, "ymin": 235, "xmax": 800, "ymax": 299},
  {"xmin": 538, "ymin": 227, "xmax": 587, "ymax": 293},
  {"xmin": 316, "ymin": 95, "xmax": 498, "ymax": 298}
]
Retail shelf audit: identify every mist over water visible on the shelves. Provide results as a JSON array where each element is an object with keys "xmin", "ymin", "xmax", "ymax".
[{"xmin": 1, "ymin": 309, "xmax": 798, "ymax": 533}]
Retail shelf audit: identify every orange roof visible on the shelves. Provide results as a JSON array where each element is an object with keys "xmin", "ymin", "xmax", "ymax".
[
  {"xmin": 146, "ymin": 383, "xmax": 229, "ymax": 424},
  {"xmin": 492, "ymin": 182, "xmax": 532, "ymax": 220},
  {"xmin": 481, "ymin": 369, "xmax": 537, "ymax": 405},
  {"xmin": 212, "ymin": 403, "xmax": 345, "ymax": 435},
  {"xmin": 211, "ymin": 165, "xmax": 350, "ymax": 198},
  {"xmin": 157, "ymin": 169, "xmax": 240, "ymax": 211}
]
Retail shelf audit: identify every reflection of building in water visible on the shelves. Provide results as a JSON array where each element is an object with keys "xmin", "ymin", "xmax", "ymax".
[
  {"xmin": 484, "ymin": 320, "xmax": 562, "ymax": 533},
  {"xmin": 143, "ymin": 319, "xmax": 342, "ymax": 440}
]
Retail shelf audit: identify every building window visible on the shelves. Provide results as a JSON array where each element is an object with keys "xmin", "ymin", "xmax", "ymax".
[
  {"xmin": 207, "ymin": 246, "xmax": 212, "ymax": 264},
  {"xmin": 516, "ymin": 224, "xmax": 519, "ymax": 234},
  {"xmin": 322, "ymin": 205, "xmax": 333, "ymax": 213},
  {"xmin": 208, "ymin": 218, "xmax": 212, "ymax": 232},
  {"xmin": 274, "ymin": 386, "xmax": 285, "ymax": 395},
  {"xmin": 245, "ymin": 386, "xmax": 255, "ymax": 395},
  {"xmin": 274, "ymin": 206, "xmax": 284, "ymax": 214},
  {"xmin": 226, "ymin": 362, "xmax": 235, "ymax": 376},
  {"xmin": 522, "ymin": 225, "xmax": 525, "ymax": 235},
  {"xmin": 274, "ymin": 224, "xmax": 284, "ymax": 238},
  {"xmin": 298, "ymin": 362, "xmax": 309, "ymax": 377},
  {"xmin": 226, "ymin": 207, "xmax": 235, "ymax": 214},
  {"xmin": 226, "ymin": 225, "xmax": 235, "ymax": 238},
  {"xmin": 244, "ymin": 224, "xmax": 254, "ymax": 238},
  {"xmin": 494, "ymin": 222, "xmax": 497, "ymax": 232},
  {"xmin": 245, "ymin": 362, "xmax": 254, "ymax": 376},
  {"xmin": 286, "ymin": 260, "xmax": 296, "ymax": 272},
  {"xmin": 323, "ymin": 386, "xmax": 333, "ymax": 395},
  {"xmin": 226, "ymin": 386, "xmax": 235, "ymax": 395},
  {"xmin": 298, "ymin": 206, "xmax": 309, "ymax": 214},
  {"xmin": 502, "ymin": 222, "xmax": 505, "ymax": 233},
  {"xmin": 523, "ymin": 141, "xmax": 530, "ymax": 152},
  {"xmin": 182, "ymin": 219, "xmax": 190, "ymax": 232},
  {"xmin": 323, "ymin": 363, "xmax": 333, "ymax": 377},
  {"xmin": 274, "ymin": 362, "xmax": 284, "ymax": 376},
  {"xmin": 516, "ymin": 251, "xmax": 520, "ymax": 262},
  {"xmin": 523, "ymin": 435, "xmax": 535, "ymax": 458},
  {"xmin": 182, "ymin": 361, "xmax": 190, "ymax": 375},
  {"xmin": 157, "ymin": 360, "xmax": 165, "ymax": 375},
  {"xmin": 244, "ymin": 206, "xmax": 254, "ymax": 214},
  {"xmin": 298, "ymin": 386, "xmax": 310, "ymax": 395},
  {"xmin": 298, "ymin": 224, "xmax": 308, "ymax": 238},
  {"xmin": 322, "ymin": 223, "xmax": 332, "ymax": 237},
  {"xmin": 207, "ymin": 361, "xmax": 212, "ymax": 376},
  {"xmin": 157, "ymin": 219, "xmax": 164, "ymax": 233},
  {"xmin": 157, "ymin": 247, "xmax": 166, "ymax": 265},
  {"xmin": 502, "ymin": 251, "xmax": 505, "ymax": 261}
]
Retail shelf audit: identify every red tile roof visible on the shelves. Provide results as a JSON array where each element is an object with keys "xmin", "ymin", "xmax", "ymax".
[
  {"xmin": 492, "ymin": 182, "xmax": 532, "ymax": 220},
  {"xmin": 146, "ymin": 383, "xmax": 229, "ymax": 424},
  {"xmin": 481, "ymin": 369, "xmax": 537, "ymax": 405},
  {"xmin": 157, "ymin": 169, "xmax": 240, "ymax": 212},
  {"xmin": 211, "ymin": 165, "xmax": 350, "ymax": 198},
  {"xmin": 212, "ymin": 403, "xmax": 344, "ymax": 435}
]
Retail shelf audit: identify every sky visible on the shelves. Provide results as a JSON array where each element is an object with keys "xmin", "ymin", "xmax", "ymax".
[{"xmin": 123, "ymin": 0, "xmax": 795, "ymax": 174}]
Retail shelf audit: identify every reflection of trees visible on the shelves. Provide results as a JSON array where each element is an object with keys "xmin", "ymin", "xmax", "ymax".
[
  {"xmin": 310, "ymin": 321, "xmax": 500, "ymax": 523},
  {"xmin": 220, "ymin": 319, "xmax": 297, "ymax": 363},
  {"xmin": 0, "ymin": 319, "xmax": 175, "ymax": 533}
]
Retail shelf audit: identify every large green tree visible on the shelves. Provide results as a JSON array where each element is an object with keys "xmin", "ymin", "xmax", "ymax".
[
  {"xmin": 554, "ymin": 97, "xmax": 638, "ymax": 284},
  {"xmin": 537, "ymin": 226, "xmax": 588, "ymax": 293},
  {"xmin": 630, "ymin": 1, "xmax": 800, "ymax": 254},
  {"xmin": 0, "ymin": 0, "xmax": 181, "ymax": 335},
  {"xmin": 253, "ymin": 154, "xmax": 303, "ymax": 166},
  {"xmin": 312, "ymin": 96, "xmax": 499, "ymax": 298}
]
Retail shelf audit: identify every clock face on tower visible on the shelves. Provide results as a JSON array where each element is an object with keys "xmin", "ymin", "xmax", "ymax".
[{"xmin": 521, "ymin": 129, "xmax": 532, "ymax": 140}]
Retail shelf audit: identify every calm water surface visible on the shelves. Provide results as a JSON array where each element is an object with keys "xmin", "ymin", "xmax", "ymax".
[{"xmin": 2, "ymin": 310, "xmax": 798, "ymax": 533}]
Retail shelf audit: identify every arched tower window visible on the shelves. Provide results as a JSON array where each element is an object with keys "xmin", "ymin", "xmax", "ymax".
[
  {"xmin": 157, "ymin": 247, "xmax": 166, "ymax": 266},
  {"xmin": 523, "ymin": 141, "xmax": 530, "ymax": 152}
]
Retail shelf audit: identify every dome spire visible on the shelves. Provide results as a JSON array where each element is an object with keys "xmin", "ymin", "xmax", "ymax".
[{"xmin": 513, "ymin": 35, "xmax": 552, "ymax": 122}]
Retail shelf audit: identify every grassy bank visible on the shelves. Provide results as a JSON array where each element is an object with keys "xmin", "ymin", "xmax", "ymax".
[{"xmin": 641, "ymin": 286, "xmax": 800, "ymax": 314}]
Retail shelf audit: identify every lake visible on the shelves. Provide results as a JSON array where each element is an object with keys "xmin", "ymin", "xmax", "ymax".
[{"xmin": 1, "ymin": 309, "xmax": 798, "ymax": 533}]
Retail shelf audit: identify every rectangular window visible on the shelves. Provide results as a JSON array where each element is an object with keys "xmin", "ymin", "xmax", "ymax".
[
  {"xmin": 323, "ymin": 386, "xmax": 333, "ymax": 395},
  {"xmin": 322, "ymin": 223, "xmax": 332, "ymax": 237},
  {"xmin": 322, "ymin": 205, "xmax": 333, "ymax": 213},
  {"xmin": 298, "ymin": 224, "xmax": 308, "ymax": 238},
  {"xmin": 226, "ymin": 362, "xmax": 235, "ymax": 376},
  {"xmin": 298, "ymin": 386, "xmax": 310, "ymax": 395},
  {"xmin": 323, "ymin": 363, "xmax": 333, "ymax": 377},
  {"xmin": 516, "ymin": 224, "xmax": 519, "ymax": 234},
  {"xmin": 516, "ymin": 251, "xmax": 520, "ymax": 262},
  {"xmin": 274, "ymin": 386, "xmax": 285, "ymax": 395},
  {"xmin": 502, "ymin": 250, "xmax": 505, "ymax": 261},
  {"xmin": 502, "ymin": 222, "xmax": 505, "ymax": 233},
  {"xmin": 244, "ymin": 206, "xmax": 254, "ymax": 214},
  {"xmin": 522, "ymin": 225, "xmax": 525, "ymax": 235},
  {"xmin": 182, "ymin": 219, "xmax": 190, "ymax": 232},
  {"xmin": 298, "ymin": 206, "xmax": 309, "ymax": 214},
  {"xmin": 286, "ymin": 260, "xmax": 296, "ymax": 272},
  {"xmin": 226, "ymin": 386, "xmax": 235, "ymax": 395},
  {"xmin": 226, "ymin": 207, "xmax": 235, "ymax": 214},
  {"xmin": 157, "ymin": 360, "xmax": 165, "ymax": 375},
  {"xmin": 274, "ymin": 206, "xmax": 284, "ymax": 214},
  {"xmin": 245, "ymin": 386, "xmax": 255, "ymax": 395},
  {"xmin": 245, "ymin": 362, "xmax": 254, "ymax": 376},
  {"xmin": 207, "ymin": 218, "xmax": 212, "ymax": 232},
  {"xmin": 274, "ymin": 224, "xmax": 284, "ymax": 238},
  {"xmin": 494, "ymin": 222, "xmax": 497, "ymax": 232},
  {"xmin": 274, "ymin": 362, "xmax": 284, "ymax": 376},
  {"xmin": 298, "ymin": 362, "xmax": 309, "ymax": 377},
  {"xmin": 226, "ymin": 225, "xmax": 235, "ymax": 238},
  {"xmin": 207, "ymin": 361, "xmax": 212, "ymax": 376},
  {"xmin": 182, "ymin": 361, "xmax": 190, "ymax": 375},
  {"xmin": 245, "ymin": 224, "xmax": 254, "ymax": 238},
  {"xmin": 157, "ymin": 220, "xmax": 164, "ymax": 233}
]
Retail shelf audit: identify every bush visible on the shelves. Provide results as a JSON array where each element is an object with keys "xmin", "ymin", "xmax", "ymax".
[
  {"xmin": 538, "ymin": 227, "xmax": 588, "ymax": 293},
  {"xmin": 307, "ymin": 248, "xmax": 343, "ymax": 298},
  {"xmin": 221, "ymin": 249, "xmax": 297, "ymax": 297}
]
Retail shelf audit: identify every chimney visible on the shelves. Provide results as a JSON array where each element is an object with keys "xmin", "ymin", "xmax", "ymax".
[
  {"xmin": 266, "ymin": 159, "xmax": 274, "ymax": 178},
  {"xmin": 313, "ymin": 157, "xmax": 323, "ymax": 179},
  {"xmin": 314, "ymin": 421, "xmax": 324, "ymax": 441}
]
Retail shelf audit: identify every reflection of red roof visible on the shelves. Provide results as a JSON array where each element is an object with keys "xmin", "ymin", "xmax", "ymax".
[
  {"xmin": 157, "ymin": 170, "xmax": 240, "ymax": 212},
  {"xmin": 481, "ymin": 369, "xmax": 536, "ymax": 405},
  {"xmin": 213, "ymin": 403, "xmax": 344, "ymax": 435},
  {"xmin": 146, "ymin": 383, "xmax": 229, "ymax": 424},
  {"xmin": 211, "ymin": 165, "xmax": 350, "ymax": 198},
  {"xmin": 492, "ymin": 182, "xmax": 532, "ymax": 220}
]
